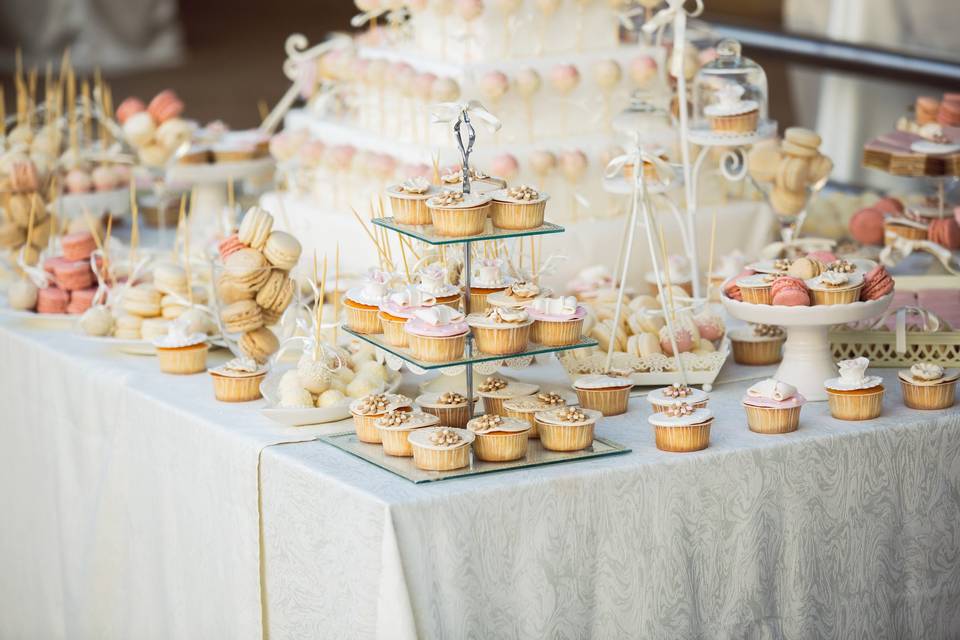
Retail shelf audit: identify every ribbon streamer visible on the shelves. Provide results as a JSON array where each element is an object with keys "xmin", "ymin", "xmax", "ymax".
[
  {"xmin": 17, "ymin": 246, "xmax": 50, "ymax": 289},
  {"xmin": 430, "ymin": 100, "xmax": 502, "ymax": 133},
  {"xmin": 880, "ymin": 232, "xmax": 960, "ymax": 276}
]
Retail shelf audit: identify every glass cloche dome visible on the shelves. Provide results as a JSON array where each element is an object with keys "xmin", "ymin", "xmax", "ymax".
[
  {"xmin": 612, "ymin": 90, "xmax": 676, "ymax": 156},
  {"xmin": 691, "ymin": 39, "xmax": 773, "ymax": 137}
]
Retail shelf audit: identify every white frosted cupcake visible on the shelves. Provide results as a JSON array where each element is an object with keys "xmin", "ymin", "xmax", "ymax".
[
  {"xmin": 806, "ymin": 271, "xmax": 864, "ymax": 306},
  {"xmin": 208, "ymin": 356, "xmax": 266, "ymax": 402},
  {"xmin": 408, "ymin": 427, "xmax": 475, "ymax": 471},
  {"xmin": 467, "ymin": 259, "xmax": 513, "ymax": 312},
  {"xmin": 466, "ymin": 306, "xmax": 533, "ymax": 356},
  {"xmin": 349, "ymin": 393, "xmax": 413, "ymax": 444},
  {"xmin": 490, "ymin": 185, "xmax": 549, "ymax": 230},
  {"xmin": 386, "ymin": 177, "xmax": 437, "ymax": 225},
  {"xmin": 486, "ymin": 281, "xmax": 550, "ymax": 309},
  {"xmin": 344, "ymin": 269, "xmax": 391, "ymax": 334},
  {"xmin": 467, "ymin": 414, "xmax": 532, "ymax": 461},
  {"xmin": 898, "ymin": 362, "xmax": 959, "ymax": 410},
  {"xmin": 824, "ymin": 357, "xmax": 884, "ymax": 420},
  {"xmin": 503, "ymin": 391, "xmax": 570, "ymax": 438},
  {"xmin": 417, "ymin": 264, "xmax": 462, "ymax": 309},
  {"xmin": 647, "ymin": 383, "xmax": 709, "ymax": 413},
  {"xmin": 416, "ymin": 391, "xmax": 476, "ymax": 428},
  {"xmin": 476, "ymin": 376, "xmax": 539, "ymax": 415},
  {"xmin": 375, "ymin": 410, "xmax": 441, "ymax": 457},
  {"xmin": 378, "ymin": 285, "xmax": 436, "ymax": 347},
  {"xmin": 649, "ymin": 404, "xmax": 714, "ymax": 452},
  {"xmin": 534, "ymin": 406, "xmax": 601, "ymax": 452},
  {"xmin": 573, "ymin": 374, "xmax": 633, "ymax": 416},
  {"xmin": 426, "ymin": 189, "xmax": 492, "ymax": 237}
]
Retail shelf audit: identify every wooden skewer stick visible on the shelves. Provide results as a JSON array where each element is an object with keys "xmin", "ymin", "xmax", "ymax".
[
  {"xmin": 705, "ymin": 209, "xmax": 718, "ymax": 301},
  {"xmin": 398, "ymin": 231, "xmax": 411, "ymax": 283},
  {"xmin": 315, "ymin": 254, "xmax": 328, "ymax": 360},
  {"xmin": 184, "ymin": 198, "xmax": 194, "ymax": 305},
  {"xmin": 175, "ymin": 195, "xmax": 187, "ymax": 260},
  {"xmin": 333, "ymin": 243, "xmax": 340, "ymax": 344},
  {"xmin": 82, "ymin": 208, "xmax": 105, "ymax": 255},
  {"xmin": 129, "ymin": 177, "xmax": 139, "ymax": 264},
  {"xmin": 350, "ymin": 207, "xmax": 391, "ymax": 265}
]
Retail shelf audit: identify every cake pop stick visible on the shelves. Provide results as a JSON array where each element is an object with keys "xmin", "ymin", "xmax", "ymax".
[
  {"xmin": 456, "ymin": 0, "xmax": 484, "ymax": 61},
  {"xmin": 333, "ymin": 242, "xmax": 340, "ymax": 343},
  {"xmin": 28, "ymin": 67, "xmax": 37, "ymax": 127},
  {"xmin": 435, "ymin": 0, "xmax": 453, "ymax": 58},
  {"xmin": 706, "ymin": 209, "xmax": 717, "ymax": 301},
  {"xmin": 593, "ymin": 60, "xmax": 622, "ymax": 132},
  {"xmin": 496, "ymin": 0, "xmax": 522, "ymax": 56},
  {"xmin": 514, "ymin": 68, "xmax": 541, "ymax": 142},
  {"xmin": 174, "ymin": 194, "xmax": 186, "ymax": 261},
  {"xmin": 574, "ymin": 0, "xmax": 592, "ymax": 51},
  {"xmin": 183, "ymin": 197, "xmax": 194, "ymax": 305},
  {"xmin": 81, "ymin": 80, "xmax": 92, "ymax": 146},
  {"xmin": 560, "ymin": 150, "xmax": 587, "ymax": 221},
  {"xmin": 129, "ymin": 177, "xmax": 139, "ymax": 265},
  {"xmin": 480, "ymin": 71, "xmax": 508, "ymax": 142},
  {"xmin": 535, "ymin": 0, "xmax": 561, "ymax": 54},
  {"xmin": 549, "ymin": 64, "xmax": 580, "ymax": 136},
  {"xmin": 350, "ymin": 207, "xmax": 391, "ymax": 266}
]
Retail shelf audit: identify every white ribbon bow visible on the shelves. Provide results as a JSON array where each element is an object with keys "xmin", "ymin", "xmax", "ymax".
[
  {"xmin": 17, "ymin": 247, "xmax": 50, "ymax": 289},
  {"xmin": 641, "ymin": 0, "xmax": 703, "ymax": 78},
  {"xmin": 604, "ymin": 150, "xmax": 677, "ymax": 189},
  {"xmin": 880, "ymin": 232, "xmax": 960, "ymax": 276},
  {"xmin": 430, "ymin": 100, "xmax": 502, "ymax": 133}
]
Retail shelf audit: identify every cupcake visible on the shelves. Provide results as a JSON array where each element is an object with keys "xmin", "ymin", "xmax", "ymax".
[
  {"xmin": 824, "ymin": 357, "xmax": 884, "ymax": 420},
  {"xmin": 375, "ymin": 410, "xmax": 441, "ymax": 457},
  {"xmin": 527, "ymin": 296, "xmax": 587, "ymax": 347},
  {"xmin": 408, "ymin": 427, "xmax": 475, "ymax": 471},
  {"xmin": 742, "ymin": 378, "xmax": 806, "ymax": 434},
  {"xmin": 730, "ymin": 324, "xmax": 785, "ymax": 365},
  {"xmin": 466, "ymin": 306, "xmax": 533, "ymax": 356},
  {"xmin": 467, "ymin": 414, "xmax": 532, "ymax": 461},
  {"xmin": 534, "ymin": 406, "xmax": 601, "ymax": 452},
  {"xmin": 416, "ymin": 391, "xmax": 475, "ymax": 428},
  {"xmin": 208, "ymin": 355, "xmax": 267, "ymax": 402},
  {"xmin": 572, "ymin": 374, "xmax": 633, "ymax": 416},
  {"xmin": 378, "ymin": 285, "xmax": 435, "ymax": 347},
  {"xmin": 647, "ymin": 383, "xmax": 708, "ymax": 413},
  {"xmin": 735, "ymin": 273, "xmax": 776, "ymax": 305},
  {"xmin": 807, "ymin": 271, "xmax": 864, "ymax": 306},
  {"xmin": 467, "ymin": 259, "xmax": 512, "ymax": 313},
  {"xmin": 404, "ymin": 306, "xmax": 469, "ymax": 363},
  {"xmin": 704, "ymin": 83, "xmax": 759, "ymax": 133},
  {"xmin": 386, "ymin": 177, "xmax": 437, "ymax": 225},
  {"xmin": 418, "ymin": 264, "xmax": 461, "ymax": 309},
  {"xmin": 476, "ymin": 376, "xmax": 539, "ymax": 415},
  {"xmin": 349, "ymin": 393, "xmax": 413, "ymax": 444},
  {"xmin": 490, "ymin": 185, "xmax": 549, "ymax": 230},
  {"xmin": 649, "ymin": 403, "xmax": 714, "ymax": 452},
  {"xmin": 503, "ymin": 391, "xmax": 569, "ymax": 437},
  {"xmin": 344, "ymin": 269, "xmax": 391, "ymax": 334},
  {"xmin": 884, "ymin": 218, "xmax": 928, "ymax": 245},
  {"xmin": 898, "ymin": 362, "xmax": 958, "ymax": 410},
  {"xmin": 439, "ymin": 166, "xmax": 507, "ymax": 194},
  {"xmin": 486, "ymin": 281, "xmax": 549, "ymax": 309},
  {"xmin": 153, "ymin": 326, "xmax": 208, "ymax": 374},
  {"xmin": 426, "ymin": 189, "xmax": 492, "ymax": 237}
]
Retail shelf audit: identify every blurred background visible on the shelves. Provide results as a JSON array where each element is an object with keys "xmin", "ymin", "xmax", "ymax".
[{"xmin": 1, "ymin": 0, "xmax": 959, "ymax": 188}]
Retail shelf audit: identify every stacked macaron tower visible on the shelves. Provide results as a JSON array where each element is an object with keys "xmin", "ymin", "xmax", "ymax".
[
  {"xmin": 746, "ymin": 127, "xmax": 834, "ymax": 221},
  {"xmin": 0, "ymin": 156, "xmax": 52, "ymax": 270},
  {"xmin": 5, "ymin": 230, "xmax": 100, "ymax": 316},
  {"xmin": 213, "ymin": 206, "xmax": 302, "ymax": 365}
]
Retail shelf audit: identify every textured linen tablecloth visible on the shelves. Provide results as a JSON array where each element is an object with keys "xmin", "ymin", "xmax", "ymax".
[
  {"xmin": 0, "ymin": 318, "xmax": 323, "ymax": 640},
  {"xmin": 260, "ymin": 365, "xmax": 960, "ymax": 640}
]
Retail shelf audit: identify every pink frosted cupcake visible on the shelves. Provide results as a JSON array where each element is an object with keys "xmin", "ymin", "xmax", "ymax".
[
  {"xmin": 404, "ymin": 306, "xmax": 469, "ymax": 363},
  {"xmin": 741, "ymin": 378, "xmax": 806, "ymax": 434},
  {"xmin": 378, "ymin": 286, "xmax": 436, "ymax": 347},
  {"xmin": 526, "ymin": 295, "xmax": 587, "ymax": 346}
]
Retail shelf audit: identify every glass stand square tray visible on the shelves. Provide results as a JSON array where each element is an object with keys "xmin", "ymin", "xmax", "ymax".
[
  {"xmin": 371, "ymin": 216, "xmax": 565, "ymax": 245},
  {"xmin": 320, "ymin": 431, "xmax": 631, "ymax": 484}
]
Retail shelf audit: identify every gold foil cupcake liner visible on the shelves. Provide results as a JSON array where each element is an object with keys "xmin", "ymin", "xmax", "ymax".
[
  {"xmin": 827, "ymin": 388, "xmax": 884, "ymax": 420},
  {"xmin": 900, "ymin": 380, "xmax": 956, "ymax": 410},
  {"xmin": 504, "ymin": 407, "xmax": 540, "ymax": 438},
  {"xmin": 157, "ymin": 345, "xmax": 208, "ymax": 375},
  {"xmin": 654, "ymin": 420, "xmax": 713, "ymax": 452},
  {"xmin": 481, "ymin": 396, "xmax": 507, "ymax": 416},
  {"xmin": 531, "ymin": 317, "xmax": 584, "ymax": 347},
  {"xmin": 744, "ymin": 404, "xmax": 800, "ymax": 434},
  {"xmin": 491, "ymin": 201, "xmax": 546, "ymax": 230},
  {"xmin": 471, "ymin": 323, "xmax": 531, "ymax": 356},
  {"xmin": 428, "ymin": 203, "xmax": 490, "ymax": 237},
  {"xmin": 345, "ymin": 304, "xmax": 383, "ymax": 334},
  {"xmin": 467, "ymin": 290, "xmax": 498, "ymax": 314},
  {"xmin": 732, "ymin": 339, "xmax": 783, "ymax": 366},
  {"xmin": 379, "ymin": 427, "xmax": 417, "ymax": 457},
  {"xmin": 407, "ymin": 332, "xmax": 466, "ymax": 363},
  {"xmin": 389, "ymin": 197, "xmax": 432, "ymax": 225},
  {"xmin": 472, "ymin": 430, "xmax": 530, "ymax": 461},
  {"xmin": 884, "ymin": 224, "xmax": 927, "ymax": 246},
  {"xmin": 710, "ymin": 110, "xmax": 759, "ymax": 133},
  {"xmin": 575, "ymin": 387, "xmax": 630, "ymax": 416},
  {"xmin": 411, "ymin": 444, "xmax": 471, "ymax": 471},
  {"xmin": 210, "ymin": 371, "xmax": 265, "ymax": 402},
  {"xmin": 352, "ymin": 412, "xmax": 383, "ymax": 444},
  {"xmin": 740, "ymin": 286, "xmax": 772, "ymax": 305},
  {"xmin": 421, "ymin": 404, "xmax": 471, "ymax": 428},
  {"xmin": 536, "ymin": 420, "xmax": 595, "ymax": 452},
  {"xmin": 811, "ymin": 284, "xmax": 863, "ymax": 306},
  {"xmin": 378, "ymin": 313, "xmax": 409, "ymax": 347}
]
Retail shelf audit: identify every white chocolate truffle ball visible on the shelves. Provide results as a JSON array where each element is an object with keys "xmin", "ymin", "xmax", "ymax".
[
  {"xmin": 80, "ymin": 305, "xmax": 114, "ymax": 336},
  {"xmin": 346, "ymin": 374, "xmax": 380, "ymax": 398},
  {"xmin": 593, "ymin": 59, "xmax": 622, "ymax": 90},
  {"xmin": 356, "ymin": 360, "xmax": 388, "ymax": 383},
  {"xmin": 316, "ymin": 389, "xmax": 347, "ymax": 408},
  {"xmin": 278, "ymin": 387, "xmax": 314, "ymax": 409},
  {"xmin": 279, "ymin": 369, "xmax": 305, "ymax": 396},
  {"xmin": 7, "ymin": 280, "xmax": 38, "ymax": 310},
  {"xmin": 297, "ymin": 356, "xmax": 332, "ymax": 394}
]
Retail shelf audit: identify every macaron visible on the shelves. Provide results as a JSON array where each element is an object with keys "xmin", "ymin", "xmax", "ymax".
[
  {"xmin": 929, "ymin": 218, "xmax": 960, "ymax": 250},
  {"xmin": 220, "ymin": 299, "xmax": 264, "ymax": 334},
  {"xmin": 255, "ymin": 270, "xmax": 295, "ymax": 314},
  {"xmin": 784, "ymin": 127, "xmax": 822, "ymax": 151},
  {"xmin": 849, "ymin": 207, "xmax": 886, "ymax": 246},
  {"xmin": 263, "ymin": 231, "xmax": 302, "ymax": 270},
  {"xmin": 115, "ymin": 97, "xmax": 146, "ymax": 125},
  {"xmin": 218, "ymin": 234, "xmax": 245, "ymax": 260},
  {"xmin": 153, "ymin": 262, "xmax": 189, "ymax": 295},
  {"xmin": 806, "ymin": 250, "xmax": 837, "ymax": 264},
  {"xmin": 239, "ymin": 326, "xmax": 280, "ymax": 363},
  {"xmin": 238, "ymin": 206, "xmax": 274, "ymax": 250},
  {"xmin": 54, "ymin": 261, "xmax": 95, "ymax": 291},
  {"xmin": 67, "ymin": 287, "xmax": 98, "ymax": 314},
  {"xmin": 61, "ymin": 232, "xmax": 98, "ymax": 262},
  {"xmin": 224, "ymin": 247, "xmax": 270, "ymax": 293},
  {"xmin": 771, "ymin": 276, "xmax": 810, "ymax": 306},
  {"xmin": 770, "ymin": 185, "xmax": 807, "ymax": 216},
  {"xmin": 147, "ymin": 90, "xmax": 185, "ymax": 124},
  {"xmin": 36, "ymin": 287, "xmax": 69, "ymax": 314},
  {"xmin": 122, "ymin": 284, "xmax": 162, "ymax": 317},
  {"xmin": 114, "ymin": 314, "xmax": 144, "ymax": 339},
  {"xmin": 872, "ymin": 197, "xmax": 904, "ymax": 217},
  {"xmin": 860, "ymin": 265, "xmax": 894, "ymax": 301},
  {"xmin": 141, "ymin": 317, "xmax": 172, "ymax": 340}
]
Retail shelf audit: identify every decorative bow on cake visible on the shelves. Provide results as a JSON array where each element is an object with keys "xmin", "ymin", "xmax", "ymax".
[
  {"xmin": 430, "ymin": 100, "xmax": 502, "ymax": 134},
  {"xmin": 604, "ymin": 149, "xmax": 677, "ymax": 189}
]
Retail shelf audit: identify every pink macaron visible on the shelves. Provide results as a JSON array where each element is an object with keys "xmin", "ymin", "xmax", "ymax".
[
  {"xmin": 805, "ymin": 250, "xmax": 837, "ymax": 264},
  {"xmin": 115, "ymin": 97, "xmax": 146, "ymax": 125},
  {"xmin": 67, "ymin": 287, "xmax": 98, "ymax": 314},
  {"xmin": 929, "ymin": 218, "xmax": 960, "ymax": 250},
  {"xmin": 61, "ymin": 232, "xmax": 98, "ymax": 262},
  {"xmin": 148, "ymin": 90, "xmax": 185, "ymax": 124},
  {"xmin": 860, "ymin": 265, "xmax": 894, "ymax": 301},
  {"xmin": 872, "ymin": 197, "xmax": 904, "ymax": 217},
  {"xmin": 849, "ymin": 207, "xmax": 885, "ymax": 246},
  {"xmin": 771, "ymin": 276, "xmax": 810, "ymax": 306},
  {"xmin": 36, "ymin": 287, "xmax": 69, "ymax": 314},
  {"xmin": 43, "ymin": 256, "xmax": 72, "ymax": 276},
  {"xmin": 218, "ymin": 234, "xmax": 246, "ymax": 259},
  {"xmin": 54, "ymin": 261, "xmax": 95, "ymax": 291}
]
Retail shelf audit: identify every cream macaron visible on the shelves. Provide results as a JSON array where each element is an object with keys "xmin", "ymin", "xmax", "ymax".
[
  {"xmin": 220, "ymin": 299, "xmax": 264, "ymax": 334},
  {"xmin": 239, "ymin": 326, "xmax": 280, "ymax": 363},
  {"xmin": 238, "ymin": 206, "xmax": 274, "ymax": 250},
  {"xmin": 263, "ymin": 230, "xmax": 302, "ymax": 270}
]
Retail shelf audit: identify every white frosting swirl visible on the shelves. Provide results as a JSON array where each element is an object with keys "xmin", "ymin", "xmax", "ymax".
[
  {"xmin": 399, "ymin": 177, "xmax": 430, "ymax": 194},
  {"xmin": 413, "ymin": 306, "xmax": 464, "ymax": 326},
  {"xmin": 747, "ymin": 379, "xmax": 797, "ymax": 401},
  {"xmin": 910, "ymin": 362, "xmax": 944, "ymax": 382},
  {"xmin": 530, "ymin": 296, "xmax": 578, "ymax": 316}
]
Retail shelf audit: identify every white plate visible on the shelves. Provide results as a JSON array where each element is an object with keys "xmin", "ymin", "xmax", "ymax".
[{"xmin": 260, "ymin": 370, "xmax": 403, "ymax": 427}]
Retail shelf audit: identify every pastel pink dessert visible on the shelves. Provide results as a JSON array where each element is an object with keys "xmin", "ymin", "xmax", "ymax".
[
  {"xmin": 860, "ymin": 265, "xmax": 894, "ymax": 301},
  {"xmin": 405, "ymin": 314, "xmax": 469, "ymax": 338},
  {"xmin": 805, "ymin": 250, "xmax": 837, "ymax": 264},
  {"xmin": 10, "ymin": 160, "xmax": 39, "ymax": 192},
  {"xmin": 491, "ymin": 153, "xmax": 519, "ymax": 181},
  {"xmin": 36, "ymin": 287, "xmax": 69, "ymax": 314},
  {"xmin": 115, "ymin": 97, "xmax": 146, "ymax": 125},
  {"xmin": 848, "ymin": 207, "xmax": 885, "ymax": 246},
  {"xmin": 217, "ymin": 234, "xmax": 246, "ymax": 259},
  {"xmin": 660, "ymin": 327, "xmax": 694, "ymax": 356},
  {"xmin": 91, "ymin": 166, "xmax": 118, "ymax": 192},
  {"xmin": 693, "ymin": 314, "xmax": 725, "ymax": 341},
  {"xmin": 43, "ymin": 256, "xmax": 72, "ymax": 275},
  {"xmin": 61, "ymin": 232, "xmax": 97, "ymax": 262},
  {"xmin": 771, "ymin": 276, "xmax": 810, "ymax": 306},
  {"xmin": 148, "ymin": 90, "xmax": 185, "ymax": 123},
  {"xmin": 67, "ymin": 287, "xmax": 98, "ymax": 314},
  {"xmin": 65, "ymin": 168, "xmax": 93, "ymax": 194},
  {"xmin": 54, "ymin": 261, "xmax": 94, "ymax": 291},
  {"xmin": 525, "ymin": 303, "xmax": 587, "ymax": 322},
  {"xmin": 872, "ymin": 196, "xmax": 904, "ymax": 216},
  {"xmin": 723, "ymin": 269, "xmax": 754, "ymax": 301},
  {"xmin": 929, "ymin": 218, "xmax": 960, "ymax": 250}
]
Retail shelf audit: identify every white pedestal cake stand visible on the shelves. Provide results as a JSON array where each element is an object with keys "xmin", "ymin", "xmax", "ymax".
[{"xmin": 722, "ymin": 293, "xmax": 893, "ymax": 401}]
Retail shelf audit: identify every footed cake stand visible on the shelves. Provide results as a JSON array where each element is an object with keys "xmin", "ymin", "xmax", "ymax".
[{"xmin": 722, "ymin": 294, "xmax": 893, "ymax": 401}]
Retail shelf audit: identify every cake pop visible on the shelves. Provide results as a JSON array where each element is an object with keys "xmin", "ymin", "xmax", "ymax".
[
  {"xmin": 630, "ymin": 56, "xmax": 657, "ymax": 87},
  {"xmin": 496, "ymin": 0, "xmax": 523, "ymax": 55},
  {"xmin": 432, "ymin": 77, "xmax": 461, "ymax": 102},
  {"xmin": 550, "ymin": 64, "xmax": 581, "ymax": 136},
  {"xmin": 560, "ymin": 150, "xmax": 588, "ymax": 220},
  {"xmin": 480, "ymin": 71, "xmax": 509, "ymax": 102},
  {"xmin": 491, "ymin": 154, "xmax": 520, "ymax": 182},
  {"xmin": 529, "ymin": 150, "xmax": 556, "ymax": 189},
  {"xmin": 456, "ymin": 0, "xmax": 484, "ymax": 21},
  {"xmin": 594, "ymin": 60, "xmax": 622, "ymax": 128},
  {"xmin": 514, "ymin": 68, "xmax": 542, "ymax": 140}
]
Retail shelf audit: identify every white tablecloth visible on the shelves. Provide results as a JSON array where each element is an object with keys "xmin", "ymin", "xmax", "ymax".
[{"xmin": 3, "ymin": 317, "xmax": 960, "ymax": 639}]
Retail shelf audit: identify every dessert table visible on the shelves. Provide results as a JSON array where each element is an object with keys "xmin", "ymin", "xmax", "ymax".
[{"xmin": 2, "ymin": 317, "xmax": 959, "ymax": 639}]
